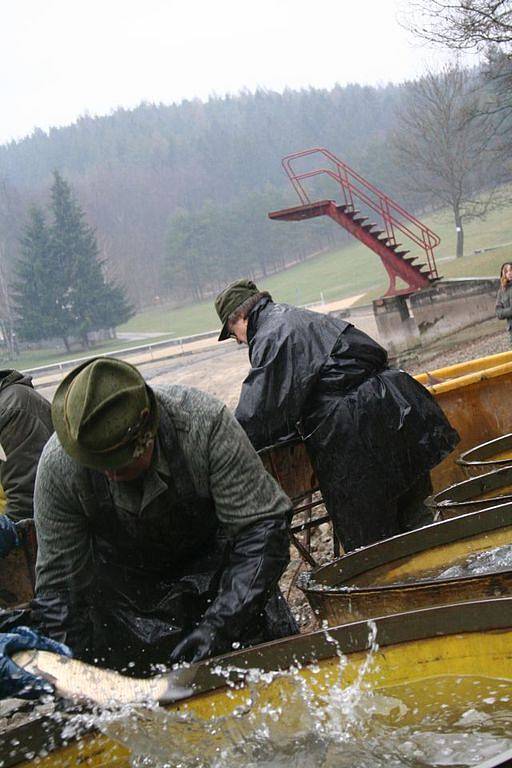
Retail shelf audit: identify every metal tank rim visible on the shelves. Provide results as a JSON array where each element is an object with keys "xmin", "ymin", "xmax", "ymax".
[{"xmin": 3, "ymin": 598, "xmax": 512, "ymax": 767}]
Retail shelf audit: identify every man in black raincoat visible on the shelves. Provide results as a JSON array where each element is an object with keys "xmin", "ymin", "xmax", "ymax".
[{"xmin": 215, "ymin": 280, "xmax": 459, "ymax": 552}]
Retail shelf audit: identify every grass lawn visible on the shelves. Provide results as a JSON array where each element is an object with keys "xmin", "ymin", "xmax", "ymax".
[
  {"xmin": 121, "ymin": 191, "xmax": 512, "ymax": 335},
  {"xmin": 12, "ymin": 187, "xmax": 512, "ymax": 369}
]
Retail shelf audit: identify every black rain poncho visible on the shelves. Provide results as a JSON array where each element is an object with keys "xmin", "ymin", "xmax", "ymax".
[{"xmin": 235, "ymin": 298, "xmax": 460, "ymax": 551}]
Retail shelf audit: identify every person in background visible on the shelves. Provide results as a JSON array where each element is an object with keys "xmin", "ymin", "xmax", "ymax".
[
  {"xmin": 496, "ymin": 263, "xmax": 512, "ymax": 345},
  {"xmin": 0, "ymin": 370, "xmax": 53, "ymax": 558},
  {"xmin": 0, "ymin": 370, "xmax": 53, "ymax": 522},
  {"xmin": 215, "ymin": 279, "xmax": 460, "ymax": 553}
]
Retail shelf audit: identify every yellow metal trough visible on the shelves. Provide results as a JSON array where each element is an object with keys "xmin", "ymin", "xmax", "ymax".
[
  {"xmin": 415, "ymin": 350, "xmax": 512, "ymax": 491},
  {"xmin": 427, "ymin": 466, "xmax": 512, "ymax": 519},
  {"xmin": 457, "ymin": 432, "xmax": 512, "ymax": 477},
  {"xmin": 301, "ymin": 503, "xmax": 512, "ymax": 625},
  {"xmin": 3, "ymin": 598, "xmax": 512, "ymax": 768}
]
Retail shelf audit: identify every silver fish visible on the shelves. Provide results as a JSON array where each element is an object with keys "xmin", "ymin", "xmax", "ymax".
[{"xmin": 13, "ymin": 650, "xmax": 196, "ymax": 706}]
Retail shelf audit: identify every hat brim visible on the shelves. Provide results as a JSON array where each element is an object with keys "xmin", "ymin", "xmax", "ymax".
[
  {"xmin": 53, "ymin": 368, "xmax": 159, "ymax": 471},
  {"xmin": 218, "ymin": 322, "xmax": 231, "ymax": 342}
]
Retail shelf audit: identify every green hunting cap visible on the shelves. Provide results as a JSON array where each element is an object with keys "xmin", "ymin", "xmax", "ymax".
[
  {"xmin": 214, "ymin": 279, "xmax": 259, "ymax": 341},
  {"xmin": 52, "ymin": 357, "xmax": 159, "ymax": 471}
]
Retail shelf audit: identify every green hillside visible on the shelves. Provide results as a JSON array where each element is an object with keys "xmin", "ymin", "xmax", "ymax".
[
  {"xmin": 13, "ymin": 189, "xmax": 511, "ymax": 370},
  {"xmin": 121, "ymin": 189, "xmax": 512, "ymax": 336}
]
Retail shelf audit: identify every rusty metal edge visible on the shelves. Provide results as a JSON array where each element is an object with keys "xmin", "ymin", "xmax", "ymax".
[
  {"xmin": 457, "ymin": 433, "xmax": 512, "ymax": 468},
  {"xmin": 428, "ymin": 466, "xmax": 512, "ymax": 507},
  {"xmin": 303, "ymin": 567, "xmax": 512, "ymax": 597},
  {"xmin": 306, "ymin": 503, "xmax": 512, "ymax": 587}
]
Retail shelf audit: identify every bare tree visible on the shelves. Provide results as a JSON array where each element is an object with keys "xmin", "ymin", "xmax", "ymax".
[
  {"xmin": 391, "ymin": 64, "xmax": 505, "ymax": 258},
  {"xmin": 405, "ymin": 0, "xmax": 512, "ymax": 50},
  {"xmin": 403, "ymin": 2, "xmax": 512, "ymax": 159}
]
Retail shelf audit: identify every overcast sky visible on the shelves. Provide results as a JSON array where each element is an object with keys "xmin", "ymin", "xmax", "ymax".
[{"xmin": 0, "ymin": 0, "xmax": 479, "ymax": 147}]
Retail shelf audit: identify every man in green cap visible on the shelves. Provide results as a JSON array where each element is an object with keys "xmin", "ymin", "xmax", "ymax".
[
  {"xmin": 215, "ymin": 280, "xmax": 459, "ymax": 552},
  {"xmin": 32, "ymin": 357, "xmax": 296, "ymax": 669}
]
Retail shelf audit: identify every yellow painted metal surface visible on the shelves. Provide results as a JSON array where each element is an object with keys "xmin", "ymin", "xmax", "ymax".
[
  {"xmin": 349, "ymin": 526, "xmax": 512, "ymax": 587},
  {"xmin": 414, "ymin": 353, "xmax": 512, "ymax": 492},
  {"xmin": 16, "ymin": 629, "xmax": 512, "ymax": 768}
]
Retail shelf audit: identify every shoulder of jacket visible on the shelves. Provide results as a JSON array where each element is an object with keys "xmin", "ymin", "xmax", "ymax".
[
  {"xmin": 153, "ymin": 385, "xmax": 225, "ymax": 431},
  {"xmin": 39, "ymin": 433, "xmax": 81, "ymax": 481}
]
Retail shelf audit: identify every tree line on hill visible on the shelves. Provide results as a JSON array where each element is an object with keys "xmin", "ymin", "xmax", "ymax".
[{"xmin": 0, "ymin": 2, "xmax": 510, "ymax": 351}]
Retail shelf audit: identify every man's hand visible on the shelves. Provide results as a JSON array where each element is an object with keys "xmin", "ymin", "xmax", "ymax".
[
  {"xmin": 0, "ymin": 626, "xmax": 72, "ymax": 699},
  {"xmin": 169, "ymin": 622, "xmax": 223, "ymax": 665}
]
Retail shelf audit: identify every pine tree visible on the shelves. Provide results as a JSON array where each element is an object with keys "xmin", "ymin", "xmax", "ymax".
[
  {"xmin": 13, "ymin": 206, "xmax": 73, "ymax": 349},
  {"xmin": 51, "ymin": 171, "xmax": 134, "ymax": 345},
  {"xmin": 14, "ymin": 173, "xmax": 133, "ymax": 349}
]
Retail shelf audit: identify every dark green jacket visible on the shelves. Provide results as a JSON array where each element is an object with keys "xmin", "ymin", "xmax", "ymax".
[{"xmin": 0, "ymin": 370, "xmax": 53, "ymax": 522}]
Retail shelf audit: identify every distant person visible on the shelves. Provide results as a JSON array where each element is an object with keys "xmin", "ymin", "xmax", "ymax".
[
  {"xmin": 0, "ymin": 371, "xmax": 53, "ymax": 559},
  {"xmin": 215, "ymin": 279, "xmax": 460, "ymax": 553},
  {"xmin": 0, "ymin": 370, "xmax": 53, "ymax": 523},
  {"xmin": 496, "ymin": 263, "xmax": 512, "ymax": 345}
]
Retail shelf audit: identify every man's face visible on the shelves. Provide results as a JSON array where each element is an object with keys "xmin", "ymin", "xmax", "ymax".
[
  {"xmin": 228, "ymin": 317, "xmax": 249, "ymax": 345},
  {"xmin": 103, "ymin": 439, "xmax": 155, "ymax": 482}
]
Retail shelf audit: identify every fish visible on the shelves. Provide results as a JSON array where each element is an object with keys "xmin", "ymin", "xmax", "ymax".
[{"xmin": 12, "ymin": 649, "xmax": 196, "ymax": 706}]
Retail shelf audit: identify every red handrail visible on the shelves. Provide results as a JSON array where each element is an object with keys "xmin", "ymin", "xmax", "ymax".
[{"xmin": 281, "ymin": 148, "xmax": 440, "ymax": 279}]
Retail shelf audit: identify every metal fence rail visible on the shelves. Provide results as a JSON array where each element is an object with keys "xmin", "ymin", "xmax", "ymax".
[{"xmin": 21, "ymin": 329, "xmax": 220, "ymax": 378}]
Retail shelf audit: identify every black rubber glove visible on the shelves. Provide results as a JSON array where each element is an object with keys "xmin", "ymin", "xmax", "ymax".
[{"xmin": 170, "ymin": 516, "xmax": 289, "ymax": 665}]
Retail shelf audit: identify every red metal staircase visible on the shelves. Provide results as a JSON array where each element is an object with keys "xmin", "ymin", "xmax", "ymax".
[{"xmin": 268, "ymin": 148, "xmax": 441, "ymax": 297}]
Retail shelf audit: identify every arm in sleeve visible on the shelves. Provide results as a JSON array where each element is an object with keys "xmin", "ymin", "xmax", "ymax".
[
  {"xmin": 208, "ymin": 404, "xmax": 292, "ymax": 531},
  {"xmin": 169, "ymin": 407, "xmax": 292, "ymax": 664},
  {"xmin": 0, "ymin": 408, "xmax": 52, "ymax": 522},
  {"xmin": 496, "ymin": 290, "xmax": 512, "ymax": 319},
  {"xmin": 31, "ymin": 452, "xmax": 95, "ymax": 657},
  {"xmin": 235, "ymin": 327, "xmax": 320, "ymax": 449}
]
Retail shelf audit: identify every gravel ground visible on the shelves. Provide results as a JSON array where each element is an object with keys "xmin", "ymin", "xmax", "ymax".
[{"xmin": 404, "ymin": 318, "xmax": 511, "ymax": 374}]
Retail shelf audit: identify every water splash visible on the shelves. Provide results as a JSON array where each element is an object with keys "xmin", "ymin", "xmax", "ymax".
[
  {"xmin": 4, "ymin": 623, "xmax": 512, "ymax": 768},
  {"xmin": 437, "ymin": 544, "xmax": 512, "ymax": 579},
  {"xmin": 93, "ymin": 625, "xmax": 512, "ymax": 768}
]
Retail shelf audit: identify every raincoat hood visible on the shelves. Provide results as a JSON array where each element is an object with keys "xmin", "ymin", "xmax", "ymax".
[{"xmin": 0, "ymin": 370, "xmax": 33, "ymax": 392}]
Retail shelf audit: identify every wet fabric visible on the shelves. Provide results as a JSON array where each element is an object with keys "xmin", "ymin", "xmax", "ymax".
[
  {"xmin": 235, "ymin": 298, "xmax": 460, "ymax": 551},
  {"xmin": 34, "ymin": 386, "xmax": 296, "ymax": 671},
  {"xmin": 0, "ymin": 626, "xmax": 71, "ymax": 700},
  {"xmin": 0, "ymin": 515, "xmax": 19, "ymax": 558},
  {"xmin": 0, "ymin": 371, "xmax": 53, "ymax": 522}
]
